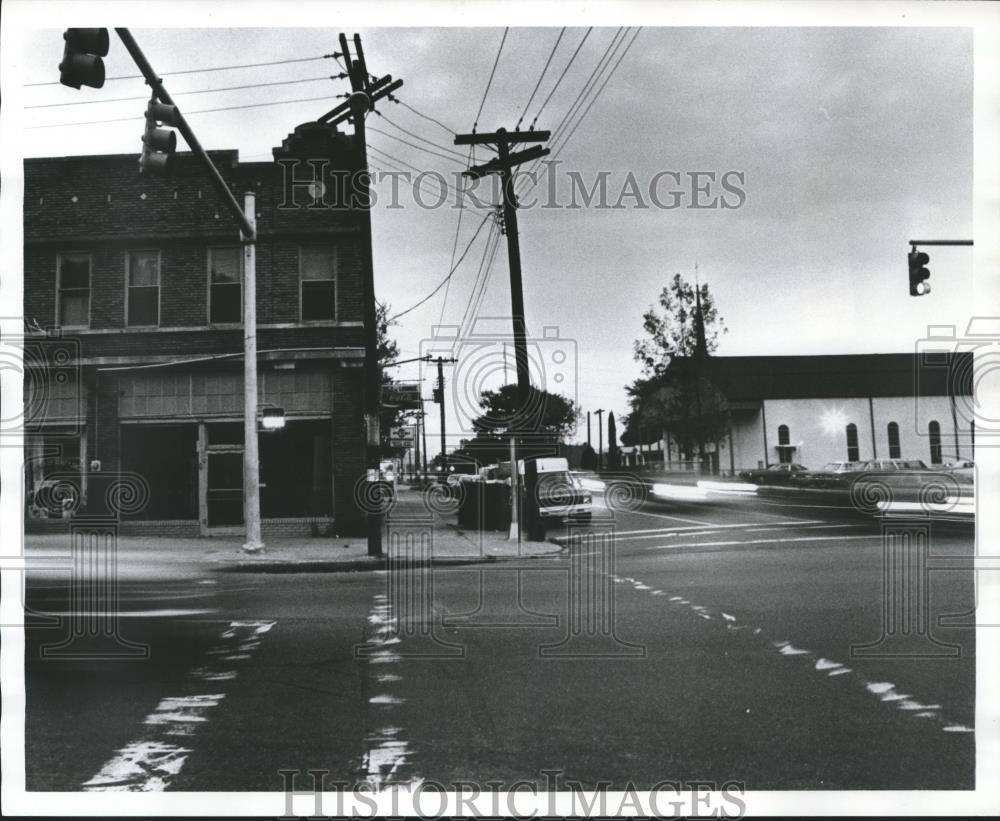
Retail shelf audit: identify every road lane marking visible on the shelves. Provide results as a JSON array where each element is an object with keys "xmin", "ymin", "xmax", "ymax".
[
  {"xmin": 611, "ymin": 572, "xmax": 972, "ymax": 735},
  {"xmin": 644, "ymin": 534, "xmax": 883, "ymax": 551},
  {"xmin": 81, "ymin": 620, "xmax": 275, "ymax": 792},
  {"xmin": 564, "ymin": 519, "xmax": 828, "ymax": 540},
  {"xmin": 358, "ymin": 592, "xmax": 419, "ymax": 789},
  {"xmin": 607, "ymin": 506, "xmax": 715, "ymax": 527}
]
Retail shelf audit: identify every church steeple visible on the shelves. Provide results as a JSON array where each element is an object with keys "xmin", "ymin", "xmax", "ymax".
[{"xmin": 693, "ymin": 263, "xmax": 708, "ymax": 360}]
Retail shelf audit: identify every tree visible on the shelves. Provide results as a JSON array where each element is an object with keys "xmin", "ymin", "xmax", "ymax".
[
  {"xmin": 633, "ymin": 273, "xmax": 726, "ymax": 377},
  {"xmin": 629, "ymin": 274, "xmax": 729, "ymax": 469},
  {"xmin": 452, "ymin": 384, "xmax": 581, "ymax": 466},
  {"xmin": 376, "ymin": 302, "xmax": 414, "ymax": 459},
  {"xmin": 625, "ymin": 370, "xmax": 729, "ymax": 464},
  {"xmin": 607, "ymin": 412, "xmax": 620, "ymax": 469}
]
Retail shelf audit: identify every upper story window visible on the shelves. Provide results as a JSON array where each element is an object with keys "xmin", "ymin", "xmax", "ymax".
[
  {"xmin": 209, "ymin": 246, "xmax": 242, "ymax": 324},
  {"xmin": 126, "ymin": 249, "xmax": 160, "ymax": 327},
  {"xmin": 299, "ymin": 245, "xmax": 337, "ymax": 321},
  {"xmin": 887, "ymin": 422, "xmax": 901, "ymax": 459},
  {"xmin": 57, "ymin": 252, "xmax": 90, "ymax": 327},
  {"xmin": 845, "ymin": 423, "xmax": 859, "ymax": 462}
]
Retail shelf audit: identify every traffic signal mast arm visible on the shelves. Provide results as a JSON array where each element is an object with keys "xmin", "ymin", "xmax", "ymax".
[{"xmin": 114, "ymin": 28, "xmax": 254, "ymax": 240}]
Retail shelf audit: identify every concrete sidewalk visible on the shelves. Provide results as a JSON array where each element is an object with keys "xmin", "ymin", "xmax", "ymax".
[{"xmin": 22, "ymin": 485, "xmax": 562, "ymax": 574}]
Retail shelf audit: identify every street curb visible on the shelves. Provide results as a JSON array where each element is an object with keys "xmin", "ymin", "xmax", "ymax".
[{"xmin": 210, "ymin": 547, "xmax": 564, "ymax": 574}]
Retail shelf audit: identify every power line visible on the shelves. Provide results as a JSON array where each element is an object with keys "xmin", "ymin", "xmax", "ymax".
[
  {"xmin": 25, "ymin": 54, "xmax": 335, "ymax": 87},
  {"xmin": 515, "ymin": 27, "xmax": 627, "ymax": 196},
  {"xmin": 387, "ymin": 95, "xmax": 457, "ymax": 137},
  {"xmin": 453, "ymin": 218, "xmax": 500, "ymax": 340},
  {"xmin": 531, "ymin": 27, "xmax": 592, "ymax": 128},
  {"xmin": 25, "ymin": 75, "xmax": 340, "ymax": 108},
  {"xmin": 26, "ymin": 93, "xmax": 341, "ymax": 129},
  {"xmin": 473, "ymin": 27, "xmax": 509, "ymax": 131},
  {"xmin": 438, "ymin": 145, "xmax": 475, "ymax": 328},
  {"xmin": 516, "ymin": 27, "xmax": 565, "ymax": 130},
  {"xmin": 551, "ymin": 27, "xmax": 627, "ymax": 146},
  {"xmin": 366, "ymin": 125, "xmax": 466, "ymax": 166},
  {"xmin": 551, "ymin": 28, "xmax": 642, "ymax": 158},
  {"xmin": 373, "ymin": 111, "xmax": 467, "ymax": 159},
  {"xmin": 388, "ymin": 211, "xmax": 494, "ymax": 322}
]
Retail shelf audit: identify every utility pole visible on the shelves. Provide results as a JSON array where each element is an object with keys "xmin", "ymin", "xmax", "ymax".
[
  {"xmin": 454, "ymin": 127, "xmax": 550, "ymax": 541},
  {"xmin": 432, "ymin": 356, "xmax": 459, "ymax": 477},
  {"xmin": 595, "ymin": 409, "xmax": 605, "ymax": 472},
  {"xmin": 111, "ymin": 29, "xmax": 263, "ymax": 551},
  {"xmin": 320, "ymin": 34, "xmax": 403, "ymax": 557},
  {"xmin": 420, "ymin": 407, "xmax": 429, "ymax": 482}
]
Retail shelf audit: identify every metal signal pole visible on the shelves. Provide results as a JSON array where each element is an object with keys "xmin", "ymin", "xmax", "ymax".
[
  {"xmin": 433, "ymin": 356, "xmax": 459, "ymax": 476},
  {"xmin": 454, "ymin": 128, "xmax": 550, "ymax": 541}
]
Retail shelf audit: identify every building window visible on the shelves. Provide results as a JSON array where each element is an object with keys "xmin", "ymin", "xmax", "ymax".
[
  {"xmin": 209, "ymin": 247, "xmax": 242, "ymax": 324},
  {"xmin": 776, "ymin": 424, "xmax": 792, "ymax": 463},
  {"xmin": 57, "ymin": 253, "xmax": 90, "ymax": 327},
  {"xmin": 887, "ymin": 422, "xmax": 901, "ymax": 459},
  {"xmin": 127, "ymin": 250, "xmax": 160, "ymax": 326},
  {"xmin": 845, "ymin": 423, "xmax": 859, "ymax": 462},
  {"xmin": 299, "ymin": 245, "xmax": 337, "ymax": 321},
  {"xmin": 929, "ymin": 420, "xmax": 942, "ymax": 464}
]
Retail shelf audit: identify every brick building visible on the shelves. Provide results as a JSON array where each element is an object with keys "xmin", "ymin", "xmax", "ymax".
[{"xmin": 24, "ymin": 122, "xmax": 373, "ymax": 536}]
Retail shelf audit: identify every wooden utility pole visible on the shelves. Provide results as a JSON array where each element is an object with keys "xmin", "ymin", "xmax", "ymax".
[
  {"xmin": 320, "ymin": 34, "xmax": 402, "ymax": 557},
  {"xmin": 454, "ymin": 128, "xmax": 550, "ymax": 540}
]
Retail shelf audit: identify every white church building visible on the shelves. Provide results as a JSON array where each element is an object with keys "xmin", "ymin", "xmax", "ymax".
[{"xmin": 624, "ymin": 353, "xmax": 974, "ymax": 475}]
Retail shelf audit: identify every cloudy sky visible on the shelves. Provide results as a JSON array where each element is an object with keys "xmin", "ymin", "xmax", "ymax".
[{"xmin": 4, "ymin": 3, "xmax": 988, "ymax": 450}]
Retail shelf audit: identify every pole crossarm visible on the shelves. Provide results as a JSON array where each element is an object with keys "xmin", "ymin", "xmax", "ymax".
[
  {"xmin": 455, "ymin": 129, "xmax": 551, "ymax": 146},
  {"xmin": 465, "ymin": 145, "xmax": 551, "ymax": 179},
  {"xmin": 908, "ymin": 240, "xmax": 974, "ymax": 247}
]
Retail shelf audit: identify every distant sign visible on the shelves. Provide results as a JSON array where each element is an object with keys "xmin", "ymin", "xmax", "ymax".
[{"xmin": 383, "ymin": 381, "xmax": 422, "ymax": 410}]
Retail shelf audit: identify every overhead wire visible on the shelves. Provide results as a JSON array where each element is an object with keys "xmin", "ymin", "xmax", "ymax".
[
  {"xmin": 515, "ymin": 27, "xmax": 565, "ymax": 130},
  {"xmin": 514, "ymin": 27, "xmax": 628, "ymax": 196},
  {"xmin": 388, "ymin": 211, "xmax": 494, "ymax": 323},
  {"xmin": 26, "ymin": 93, "xmax": 342, "ymax": 129},
  {"xmin": 530, "ymin": 27, "xmax": 592, "ymax": 129},
  {"xmin": 549, "ymin": 28, "xmax": 642, "ymax": 159},
  {"xmin": 473, "ymin": 27, "xmax": 509, "ymax": 132},
  {"xmin": 387, "ymin": 96, "xmax": 457, "ymax": 138},
  {"xmin": 373, "ymin": 111, "xmax": 467, "ymax": 160},
  {"xmin": 25, "ymin": 54, "xmax": 335, "ymax": 86},
  {"xmin": 25, "ymin": 76, "xmax": 340, "ymax": 108},
  {"xmin": 365, "ymin": 126, "xmax": 467, "ymax": 166},
  {"xmin": 438, "ymin": 145, "xmax": 475, "ymax": 328}
]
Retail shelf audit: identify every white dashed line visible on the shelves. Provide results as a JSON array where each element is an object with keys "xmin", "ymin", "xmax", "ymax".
[{"xmin": 82, "ymin": 620, "xmax": 275, "ymax": 791}]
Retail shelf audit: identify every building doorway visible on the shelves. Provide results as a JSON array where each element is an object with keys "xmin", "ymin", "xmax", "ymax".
[{"xmin": 206, "ymin": 450, "xmax": 244, "ymax": 528}]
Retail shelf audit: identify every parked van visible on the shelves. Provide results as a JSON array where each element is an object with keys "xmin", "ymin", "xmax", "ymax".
[{"xmin": 517, "ymin": 457, "xmax": 593, "ymax": 521}]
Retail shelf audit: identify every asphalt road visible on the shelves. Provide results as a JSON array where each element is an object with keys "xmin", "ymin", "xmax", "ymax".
[{"xmin": 22, "ymin": 489, "xmax": 976, "ymax": 792}]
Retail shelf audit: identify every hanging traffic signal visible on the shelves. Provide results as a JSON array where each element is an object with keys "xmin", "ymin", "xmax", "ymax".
[
  {"xmin": 908, "ymin": 249, "xmax": 931, "ymax": 296},
  {"xmin": 59, "ymin": 28, "xmax": 109, "ymax": 89},
  {"xmin": 140, "ymin": 99, "xmax": 179, "ymax": 174}
]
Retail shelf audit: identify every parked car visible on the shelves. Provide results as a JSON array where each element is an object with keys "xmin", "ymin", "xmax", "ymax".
[
  {"xmin": 809, "ymin": 458, "xmax": 929, "ymax": 489},
  {"xmin": 738, "ymin": 463, "xmax": 810, "ymax": 485}
]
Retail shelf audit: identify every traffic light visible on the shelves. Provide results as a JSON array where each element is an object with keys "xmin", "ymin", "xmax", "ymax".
[
  {"xmin": 140, "ymin": 99, "xmax": 179, "ymax": 174},
  {"xmin": 908, "ymin": 249, "xmax": 931, "ymax": 296},
  {"xmin": 59, "ymin": 28, "xmax": 109, "ymax": 89}
]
